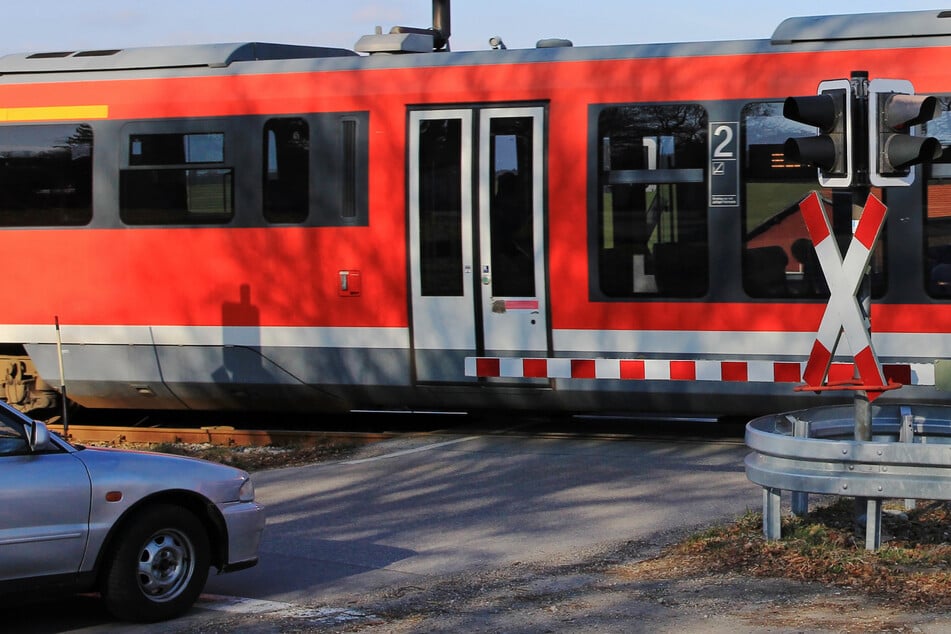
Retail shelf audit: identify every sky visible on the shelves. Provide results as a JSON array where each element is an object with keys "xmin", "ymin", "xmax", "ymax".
[{"xmin": 0, "ymin": 1, "xmax": 946, "ymax": 57}]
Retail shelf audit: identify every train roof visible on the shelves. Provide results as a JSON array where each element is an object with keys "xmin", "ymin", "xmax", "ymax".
[
  {"xmin": 772, "ymin": 9, "xmax": 951, "ymax": 44},
  {"xmin": 0, "ymin": 42, "xmax": 356, "ymax": 75},
  {"xmin": 2, "ymin": 9, "xmax": 951, "ymax": 78}
]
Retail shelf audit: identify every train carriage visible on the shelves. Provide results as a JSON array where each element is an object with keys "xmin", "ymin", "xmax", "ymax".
[{"xmin": 1, "ymin": 4, "xmax": 951, "ymax": 416}]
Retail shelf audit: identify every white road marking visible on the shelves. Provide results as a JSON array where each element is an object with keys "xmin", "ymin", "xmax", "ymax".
[
  {"xmin": 197, "ymin": 594, "xmax": 293, "ymax": 614},
  {"xmin": 197, "ymin": 595, "xmax": 374, "ymax": 623},
  {"xmin": 340, "ymin": 435, "xmax": 481, "ymax": 465}
]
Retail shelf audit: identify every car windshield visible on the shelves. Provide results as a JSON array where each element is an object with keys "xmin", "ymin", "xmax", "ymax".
[{"xmin": 0, "ymin": 410, "xmax": 27, "ymax": 455}]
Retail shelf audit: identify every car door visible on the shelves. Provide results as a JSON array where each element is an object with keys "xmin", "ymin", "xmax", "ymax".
[{"xmin": 0, "ymin": 416, "xmax": 91, "ymax": 581}]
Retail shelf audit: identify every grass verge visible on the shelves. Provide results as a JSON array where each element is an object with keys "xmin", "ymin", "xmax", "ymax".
[
  {"xmin": 96, "ymin": 440, "xmax": 361, "ymax": 472},
  {"xmin": 637, "ymin": 499, "xmax": 951, "ymax": 608}
]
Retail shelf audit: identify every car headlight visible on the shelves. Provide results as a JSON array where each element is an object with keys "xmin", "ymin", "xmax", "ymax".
[{"xmin": 239, "ymin": 477, "xmax": 255, "ymax": 502}]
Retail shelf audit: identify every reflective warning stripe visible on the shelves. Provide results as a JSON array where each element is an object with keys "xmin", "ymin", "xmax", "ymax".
[
  {"xmin": 464, "ymin": 357, "xmax": 936, "ymax": 386},
  {"xmin": 0, "ymin": 105, "xmax": 109, "ymax": 122}
]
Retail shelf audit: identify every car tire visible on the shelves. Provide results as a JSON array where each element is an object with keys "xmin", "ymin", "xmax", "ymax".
[{"xmin": 100, "ymin": 503, "xmax": 210, "ymax": 622}]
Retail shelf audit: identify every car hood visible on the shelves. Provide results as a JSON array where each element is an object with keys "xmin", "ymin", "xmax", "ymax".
[{"xmin": 72, "ymin": 445, "xmax": 251, "ymax": 504}]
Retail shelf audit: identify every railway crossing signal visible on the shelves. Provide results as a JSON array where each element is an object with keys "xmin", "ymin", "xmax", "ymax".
[
  {"xmin": 782, "ymin": 74, "xmax": 943, "ymax": 406},
  {"xmin": 797, "ymin": 191, "xmax": 892, "ymax": 400},
  {"xmin": 868, "ymin": 78, "xmax": 942, "ymax": 186},
  {"xmin": 783, "ymin": 79, "xmax": 853, "ymax": 187},
  {"xmin": 780, "ymin": 75, "xmax": 944, "ymax": 547},
  {"xmin": 784, "ymin": 75, "xmax": 942, "ymax": 187}
]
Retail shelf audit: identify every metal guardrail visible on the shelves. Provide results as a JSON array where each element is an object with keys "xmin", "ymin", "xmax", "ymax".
[{"xmin": 745, "ymin": 403, "xmax": 951, "ymax": 549}]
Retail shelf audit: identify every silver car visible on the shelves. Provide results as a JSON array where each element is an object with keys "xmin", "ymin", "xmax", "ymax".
[{"xmin": 0, "ymin": 401, "xmax": 265, "ymax": 622}]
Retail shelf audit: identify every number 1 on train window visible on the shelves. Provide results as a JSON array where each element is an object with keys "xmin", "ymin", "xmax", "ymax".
[{"xmin": 709, "ymin": 121, "xmax": 739, "ymax": 208}]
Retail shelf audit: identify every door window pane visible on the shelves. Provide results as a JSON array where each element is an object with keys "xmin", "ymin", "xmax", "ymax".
[
  {"xmin": 489, "ymin": 117, "xmax": 535, "ymax": 298},
  {"xmin": 418, "ymin": 119, "xmax": 463, "ymax": 296}
]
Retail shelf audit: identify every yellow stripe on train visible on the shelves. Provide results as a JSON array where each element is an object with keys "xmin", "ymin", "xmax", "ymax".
[{"xmin": 0, "ymin": 105, "xmax": 109, "ymax": 122}]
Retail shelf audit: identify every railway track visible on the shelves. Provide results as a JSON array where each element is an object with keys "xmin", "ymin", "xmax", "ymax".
[
  {"xmin": 46, "ymin": 423, "xmax": 397, "ymax": 448},
  {"xmin": 44, "ymin": 413, "xmax": 746, "ymax": 449}
]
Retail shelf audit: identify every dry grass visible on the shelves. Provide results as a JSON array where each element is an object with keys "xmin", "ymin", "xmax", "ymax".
[
  {"xmin": 89, "ymin": 439, "xmax": 360, "ymax": 472},
  {"xmin": 627, "ymin": 499, "xmax": 951, "ymax": 608}
]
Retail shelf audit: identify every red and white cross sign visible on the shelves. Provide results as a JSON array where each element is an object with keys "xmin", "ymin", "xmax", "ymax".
[{"xmin": 798, "ymin": 191, "xmax": 892, "ymax": 400}]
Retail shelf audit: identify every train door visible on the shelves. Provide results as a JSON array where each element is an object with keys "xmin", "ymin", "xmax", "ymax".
[
  {"xmin": 477, "ymin": 108, "xmax": 547, "ymax": 357},
  {"xmin": 409, "ymin": 107, "xmax": 548, "ymax": 382}
]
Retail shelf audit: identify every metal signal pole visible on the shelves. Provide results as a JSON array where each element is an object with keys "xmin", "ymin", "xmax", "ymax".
[{"xmin": 849, "ymin": 71, "xmax": 873, "ymax": 444}]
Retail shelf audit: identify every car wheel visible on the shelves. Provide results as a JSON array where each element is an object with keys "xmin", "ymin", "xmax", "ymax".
[{"xmin": 101, "ymin": 503, "xmax": 210, "ymax": 622}]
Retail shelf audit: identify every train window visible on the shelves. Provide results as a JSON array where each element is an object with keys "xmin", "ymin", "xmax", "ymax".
[
  {"xmin": 742, "ymin": 103, "xmax": 886, "ymax": 299},
  {"xmin": 129, "ymin": 132, "xmax": 224, "ymax": 165},
  {"xmin": 742, "ymin": 102, "xmax": 825, "ymax": 298},
  {"xmin": 0, "ymin": 123, "xmax": 93, "ymax": 226},
  {"xmin": 924, "ymin": 99, "xmax": 951, "ymax": 298},
  {"xmin": 595, "ymin": 104, "xmax": 708, "ymax": 298},
  {"xmin": 418, "ymin": 118, "xmax": 464, "ymax": 296},
  {"xmin": 120, "ymin": 130, "xmax": 233, "ymax": 225},
  {"xmin": 263, "ymin": 118, "xmax": 309, "ymax": 223}
]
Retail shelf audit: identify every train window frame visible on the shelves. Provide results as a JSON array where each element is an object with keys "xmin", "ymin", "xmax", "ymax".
[
  {"xmin": 0, "ymin": 122, "xmax": 94, "ymax": 227},
  {"xmin": 588, "ymin": 102, "xmax": 710, "ymax": 300},
  {"xmin": 119, "ymin": 120, "xmax": 234, "ymax": 226}
]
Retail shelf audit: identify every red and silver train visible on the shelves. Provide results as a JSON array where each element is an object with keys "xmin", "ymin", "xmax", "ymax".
[{"xmin": 1, "ymin": 3, "xmax": 951, "ymax": 416}]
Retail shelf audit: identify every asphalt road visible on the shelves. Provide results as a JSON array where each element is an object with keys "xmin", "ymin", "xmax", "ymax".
[{"xmin": 7, "ymin": 427, "xmax": 760, "ymax": 632}]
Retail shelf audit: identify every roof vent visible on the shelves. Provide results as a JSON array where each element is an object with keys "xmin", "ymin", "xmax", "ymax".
[
  {"xmin": 26, "ymin": 51, "xmax": 74, "ymax": 59},
  {"xmin": 74, "ymin": 49, "xmax": 121, "ymax": 57},
  {"xmin": 355, "ymin": 27, "xmax": 435, "ymax": 54},
  {"xmin": 536, "ymin": 38, "xmax": 573, "ymax": 48}
]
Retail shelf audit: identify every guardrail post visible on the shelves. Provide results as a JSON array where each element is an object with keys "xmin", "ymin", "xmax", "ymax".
[
  {"xmin": 900, "ymin": 405, "xmax": 916, "ymax": 511},
  {"xmin": 763, "ymin": 487, "xmax": 782, "ymax": 540},
  {"xmin": 865, "ymin": 498, "xmax": 883, "ymax": 550},
  {"xmin": 791, "ymin": 416, "xmax": 810, "ymax": 516}
]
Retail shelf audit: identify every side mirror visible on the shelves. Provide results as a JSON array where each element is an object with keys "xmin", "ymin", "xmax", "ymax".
[{"xmin": 26, "ymin": 421, "xmax": 52, "ymax": 452}]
